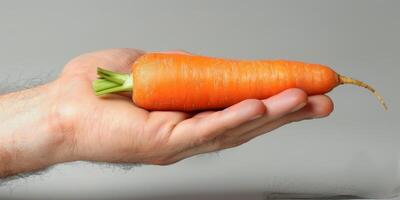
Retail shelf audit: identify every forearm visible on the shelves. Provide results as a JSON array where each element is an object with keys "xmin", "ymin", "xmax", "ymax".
[{"xmin": 0, "ymin": 83, "xmax": 69, "ymax": 177}]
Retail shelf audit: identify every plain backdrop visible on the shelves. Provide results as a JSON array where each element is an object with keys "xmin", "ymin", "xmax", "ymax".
[{"xmin": 0, "ymin": 0, "xmax": 399, "ymax": 199}]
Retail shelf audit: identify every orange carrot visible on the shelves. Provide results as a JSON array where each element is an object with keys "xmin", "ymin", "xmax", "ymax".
[{"xmin": 93, "ymin": 53, "xmax": 387, "ymax": 111}]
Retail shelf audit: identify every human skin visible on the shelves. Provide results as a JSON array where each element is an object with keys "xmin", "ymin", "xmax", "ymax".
[{"xmin": 0, "ymin": 49, "xmax": 333, "ymax": 178}]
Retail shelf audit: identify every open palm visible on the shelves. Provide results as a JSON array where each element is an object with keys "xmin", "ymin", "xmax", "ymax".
[{"xmin": 54, "ymin": 48, "xmax": 333, "ymax": 165}]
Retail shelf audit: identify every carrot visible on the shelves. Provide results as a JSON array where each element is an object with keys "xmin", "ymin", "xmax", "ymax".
[{"xmin": 92, "ymin": 53, "xmax": 387, "ymax": 111}]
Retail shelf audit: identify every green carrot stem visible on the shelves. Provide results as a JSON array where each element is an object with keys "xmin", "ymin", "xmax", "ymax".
[
  {"xmin": 93, "ymin": 67, "xmax": 133, "ymax": 96},
  {"xmin": 97, "ymin": 67, "xmax": 130, "ymax": 84},
  {"xmin": 93, "ymin": 79, "xmax": 120, "ymax": 92}
]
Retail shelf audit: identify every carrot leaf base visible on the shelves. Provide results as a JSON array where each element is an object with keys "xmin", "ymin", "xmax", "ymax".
[{"xmin": 92, "ymin": 67, "xmax": 133, "ymax": 96}]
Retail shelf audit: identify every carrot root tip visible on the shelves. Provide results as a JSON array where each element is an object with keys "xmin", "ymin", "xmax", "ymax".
[{"xmin": 338, "ymin": 74, "xmax": 388, "ymax": 111}]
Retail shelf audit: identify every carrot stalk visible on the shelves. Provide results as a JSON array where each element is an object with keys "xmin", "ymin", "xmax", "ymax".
[
  {"xmin": 97, "ymin": 67, "xmax": 129, "ymax": 85},
  {"xmin": 338, "ymin": 75, "xmax": 387, "ymax": 110},
  {"xmin": 92, "ymin": 79, "xmax": 120, "ymax": 91},
  {"xmin": 93, "ymin": 67, "xmax": 132, "ymax": 96}
]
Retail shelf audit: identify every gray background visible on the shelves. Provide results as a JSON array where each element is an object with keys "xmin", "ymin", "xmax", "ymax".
[{"xmin": 0, "ymin": 0, "xmax": 399, "ymax": 199}]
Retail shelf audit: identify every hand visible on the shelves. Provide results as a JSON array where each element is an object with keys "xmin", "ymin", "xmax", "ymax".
[
  {"xmin": 0, "ymin": 48, "xmax": 334, "ymax": 178},
  {"xmin": 53, "ymin": 48, "xmax": 333, "ymax": 165}
]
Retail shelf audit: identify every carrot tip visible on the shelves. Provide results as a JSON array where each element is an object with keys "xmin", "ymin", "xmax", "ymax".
[{"xmin": 338, "ymin": 75, "xmax": 388, "ymax": 111}]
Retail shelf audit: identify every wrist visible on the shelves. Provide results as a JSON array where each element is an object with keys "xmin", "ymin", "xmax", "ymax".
[
  {"xmin": 41, "ymin": 80, "xmax": 79, "ymax": 165},
  {"xmin": 0, "ymin": 82, "xmax": 74, "ymax": 177}
]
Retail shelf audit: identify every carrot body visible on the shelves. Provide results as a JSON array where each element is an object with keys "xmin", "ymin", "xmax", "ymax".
[
  {"xmin": 93, "ymin": 53, "xmax": 387, "ymax": 111},
  {"xmin": 132, "ymin": 53, "xmax": 339, "ymax": 111}
]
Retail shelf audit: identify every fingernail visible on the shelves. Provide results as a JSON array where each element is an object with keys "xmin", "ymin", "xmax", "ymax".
[
  {"xmin": 249, "ymin": 114, "xmax": 264, "ymax": 121},
  {"xmin": 291, "ymin": 102, "xmax": 307, "ymax": 112}
]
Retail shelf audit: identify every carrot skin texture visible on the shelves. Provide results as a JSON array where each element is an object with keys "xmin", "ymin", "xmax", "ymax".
[{"xmin": 131, "ymin": 53, "xmax": 339, "ymax": 111}]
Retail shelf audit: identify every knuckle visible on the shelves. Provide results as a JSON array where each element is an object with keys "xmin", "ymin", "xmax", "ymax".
[
  {"xmin": 158, "ymin": 121, "xmax": 179, "ymax": 139},
  {"xmin": 254, "ymin": 100, "xmax": 267, "ymax": 112},
  {"xmin": 297, "ymin": 90, "xmax": 308, "ymax": 103},
  {"xmin": 241, "ymin": 99, "xmax": 267, "ymax": 113}
]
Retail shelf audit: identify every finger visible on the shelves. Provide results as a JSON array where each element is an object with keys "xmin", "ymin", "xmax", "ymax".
[
  {"xmin": 170, "ymin": 99, "xmax": 266, "ymax": 148},
  {"xmin": 169, "ymin": 89, "xmax": 306, "ymax": 153},
  {"xmin": 172, "ymin": 95, "xmax": 333, "ymax": 162},
  {"xmin": 192, "ymin": 111, "xmax": 215, "ymax": 119},
  {"xmin": 238, "ymin": 95, "xmax": 334, "ymax": 143},
  {"xmin": 227, "ymin": 88, "xmax": 307, "ymax": 138}
]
